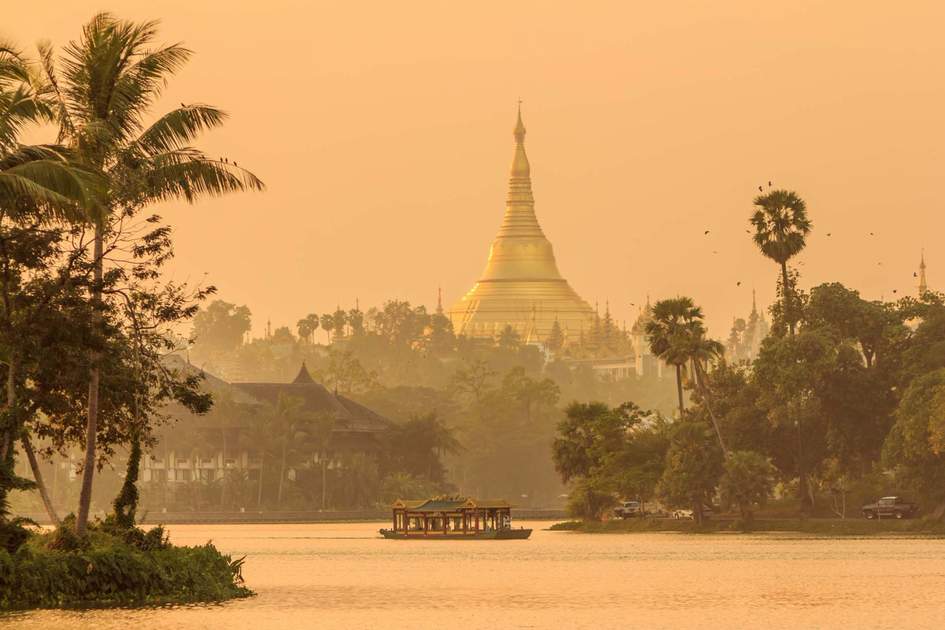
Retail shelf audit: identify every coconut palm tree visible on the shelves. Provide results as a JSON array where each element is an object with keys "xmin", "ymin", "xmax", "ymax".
[
  {"xmin": 645, "ymin": 297, "xmax": 704, "ymax": 417},
  {"xmin": 38, "ymin": 14, "xmax": 264, "ymax": 534},
  {"xmin": 0, "ymin": 42, "xmax": 100, "ymax": 527},
  {"xmin": 750, "ymin": 190, "xmax": 811, "ymax": 336}
]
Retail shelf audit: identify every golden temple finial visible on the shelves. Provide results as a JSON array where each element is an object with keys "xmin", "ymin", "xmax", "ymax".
[
  {"xmin": 511, "ymin": 102, "xmax": 529, "ymax": 179},
  {"xmin": 919, "ymin": 249, "xmax": 928, "ymax": 296},
  {"xmin": 514, "ymin": 99, "xmax": 526, "ymax": 142}
]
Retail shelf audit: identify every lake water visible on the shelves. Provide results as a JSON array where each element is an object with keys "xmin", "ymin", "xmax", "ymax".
[{"xmin": 4, "ymin": 522, "xmax": 945, "ymax": 629}]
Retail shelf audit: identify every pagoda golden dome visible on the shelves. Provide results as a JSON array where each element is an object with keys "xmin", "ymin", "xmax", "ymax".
[{"xmin": 448, "ymin": 106, "xmax": 595, "ymax": 342}]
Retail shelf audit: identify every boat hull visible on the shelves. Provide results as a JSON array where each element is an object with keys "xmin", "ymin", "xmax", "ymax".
[{"xmin": 379, "ymin": 528, "xmax": 532, "ymax": 540}]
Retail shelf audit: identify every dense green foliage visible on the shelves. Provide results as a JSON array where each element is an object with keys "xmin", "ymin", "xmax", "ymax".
[
  {"xmin": 552, "ymin": 402, "xmax": 669, "ymax": 520},
  {"xmin": 0, "ymin": 522, "xmax": 249, "ymax": 609},
  {"xmin": 552, "ymin": 189, "xmax": 945, "ymax": 527},
  {"xmin": 718, "ymin": 450, "xmax": 776, "ymax": 524}
]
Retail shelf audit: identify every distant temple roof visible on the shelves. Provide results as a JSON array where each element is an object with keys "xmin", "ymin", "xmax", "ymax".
[
  {"xmin": 231, "ymin": 364, "xmax": 391, "ymax": 434},
  {"xmin": 292, "ymin": 361, "xmax": 315, "ymax": 384}
]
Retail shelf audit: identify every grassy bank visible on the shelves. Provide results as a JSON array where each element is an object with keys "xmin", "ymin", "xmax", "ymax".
[
  {"xmin": 0, "ymin": 521, "xmax": 251, "ymax": 610},
  {"xmin": 549, "ymin": 517, "xmax": 945, "ymax": 536}
]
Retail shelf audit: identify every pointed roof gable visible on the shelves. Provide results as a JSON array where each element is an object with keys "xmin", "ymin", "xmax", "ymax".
[{"xmin": 293, "ymin": 361, "xmax": 315, "ymax": 384}]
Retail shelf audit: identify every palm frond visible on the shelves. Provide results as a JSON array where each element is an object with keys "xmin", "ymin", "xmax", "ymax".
[
  {"xmin": 133, "ymin": 104, "xmax": 228, "ymax": 155},
  {"xmin": 120, "ymin": 149, "xmax": 263, "ymax": 206},
  {"xmin": 0, "ymin": 159, "xmax": 101, "ymax": 222}
]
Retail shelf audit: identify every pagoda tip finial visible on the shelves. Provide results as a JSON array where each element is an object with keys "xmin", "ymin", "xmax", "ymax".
[{"xmin": 514, "ymin": 99, "xmax": 526, "ymax": 143}]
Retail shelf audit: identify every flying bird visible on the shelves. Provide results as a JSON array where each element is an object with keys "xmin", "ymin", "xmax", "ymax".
[
  {"xmin": 768, "ymin": 181, "xmax": 772, "ymax": 187},
  {"xmin": 234, "ymin": 162, "xmax": 238, "ymax": 167},
  {"xmin": 758, "ymin": 185, "xmax": 763, "ymax": 192},
  {"xmin": 870, "ymin": 232, "xmax": 875, "ymax": 236},
  {"xmin": 704, "ymin": 230, "xmax": 710, "ymax": 235},
  {"xmin": 737, "ymin": 281, "xmax": 742, "ymax": 286},
  {"xmin": 893, "ymin": 289, "xmax": 898, "ymax": 294},
  {"xmin": 914, "ymin": 272, "xmax": 919, "ymax": 277}
]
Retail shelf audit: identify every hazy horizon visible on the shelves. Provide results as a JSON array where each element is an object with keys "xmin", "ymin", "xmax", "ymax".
[{"xmin": 8, "ymin": 1, "xmax": 944, "ymax": 337}]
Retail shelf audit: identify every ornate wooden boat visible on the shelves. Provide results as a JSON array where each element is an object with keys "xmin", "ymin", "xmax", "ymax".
[{"xmin": 379, "ymin": 497, "xmax": 532, "ymax": 540}]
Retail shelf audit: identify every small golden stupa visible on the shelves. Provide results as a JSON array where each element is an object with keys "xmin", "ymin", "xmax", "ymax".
[{"xmin": 448, "ymin": 106, "xmax": 595, "ymax": 343}]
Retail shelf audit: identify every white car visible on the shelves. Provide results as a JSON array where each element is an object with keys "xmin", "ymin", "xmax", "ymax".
[{"xmin": 672, "ymin": 505, "xmax": 713, "ymax": 520}]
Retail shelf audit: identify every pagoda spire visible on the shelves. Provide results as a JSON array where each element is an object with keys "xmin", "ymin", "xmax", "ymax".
[
  {"xmin": 447, "ymin": 104, "xmax": 595, "ymax": 341},
  {"xmin": 496, "ymin": 102, "xmax": 544, "ymax": 242},
  {"xmin": 436, "ymin": 286, "xmax": 444, "ymax": 315},
  {"xmin": 919, "ymin": 250, "xmax": 928, "ymax": 296}
]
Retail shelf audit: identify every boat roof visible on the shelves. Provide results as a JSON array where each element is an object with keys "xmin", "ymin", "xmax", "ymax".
[{"xmin": 391, "ymin": 497, "xmax": 512, "ymax": 512}]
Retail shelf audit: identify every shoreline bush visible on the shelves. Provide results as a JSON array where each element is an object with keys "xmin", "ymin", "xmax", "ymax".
[{"xmin": 0, "ymin": 519, "xmax": 251, "ymax": 610}]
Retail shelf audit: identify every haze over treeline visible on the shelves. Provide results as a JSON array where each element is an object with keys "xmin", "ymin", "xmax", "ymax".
[{"xmin": 7, "ymin": 0, "xmax": 944, "ymax": 336}]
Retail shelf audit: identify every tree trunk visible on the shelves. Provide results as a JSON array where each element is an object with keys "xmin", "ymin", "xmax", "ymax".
[
  {"xmin": 693, "ymin": 361, "xmax": 728, "ymax": 456},
  {"xmin": 0, "ymin": 356, "xmax": 17, "ymax": 462},
  {"xmin": 277, "ymin": 440, "xmax": 287, "ymax": 507},
  {"xmin": 739, "ymin": 502, "xmax": 753, "ymax": 527},
  {"xmin": 321, "ymin": 457, "xmax": 328, "ymax": 510},
  {"xmin": 675, "ymin": 364, "xmax": 684, "ymax": 417},
  {"xmin": 76, "ymin": 228, "xmax": 104, "ymax": 536},
  {"xmin": 112, "ymin": 432, "xmax": 141, "ymax": 528},
  {"xmin": 220, "ymin": 422, "xmax": 228, "ymax": 508},
  {"xmin": 257, "ymin": 453, "xmax": 264, "ymax": 508},
  {"xmin": 781, "ymin": 261, "xmax": 795, "ymax": 337},
  {"xmin": 21, "ymin": 436, "xmax": 60, "ymax": 526},
  {"xmin": 693, "ymin": 498, "xmax": 704, "ymax": 525},
  {"xmin": 796, "ymin": 414, "xmax": 812, "ymax": 514}
]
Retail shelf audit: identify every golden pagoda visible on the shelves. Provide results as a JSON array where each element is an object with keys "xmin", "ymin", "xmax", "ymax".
[{"xmin": 448, "ymin": 106, "xmax": 595, "ymax": 342}]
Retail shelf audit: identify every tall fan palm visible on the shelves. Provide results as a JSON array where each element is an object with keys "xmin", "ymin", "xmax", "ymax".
[
  {"xmin": 750, "ymin": 190, "xmax": 811, "ymax": 336},
  {"xmin": 39, "ymin": 14, "xmax": 264, "ymax": 534},
  {"xmin": 645, "ymin": 297, "xmax": 704, "ymax": 417}
]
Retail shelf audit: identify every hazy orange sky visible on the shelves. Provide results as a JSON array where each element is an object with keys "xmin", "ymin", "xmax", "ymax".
[{"xmin": 7, "ymin": 1, "xmax": 945, "ymax": 337}]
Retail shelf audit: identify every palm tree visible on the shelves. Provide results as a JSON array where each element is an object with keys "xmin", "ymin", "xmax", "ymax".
[
  {"xmin": 645, "ymin": 297, "xmax": 704, "ymax": 417},
  {"xmin": 686, "ymin": 333, "xmax": 728, "ymax": 455},
  {"xmin": 750, "ymin": 190, "xmax": 812, "ymax": 336},
  {"xmin": 297, "ymin": 314, "xmax": 319, "ymax": 345},
  {"xmin": 320, "ymin": 313, "xmax": 334, "ymax": 344},
  {"xmin": 39, "ymin": 14, "xmax": 264, "ymax": 534},
  {"xmin": 0, "ymin": 42, "xmax": 97, "ymax": 526}
]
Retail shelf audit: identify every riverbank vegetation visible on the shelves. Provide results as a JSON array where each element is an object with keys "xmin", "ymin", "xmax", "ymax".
[
  {"xmin": 0, "ymin": 517, "xmax": 248, "ymax": 609},
  {"xmin": 549, "ymin": 517, "xmax": 945, "ymax": 537},
  {"xmin": 553, "ymin": 188, "xmax": 945, "ymax": 528},
  {"xmin": 0, "ymin": 13, "xmax": 262, "ymax": 607}
]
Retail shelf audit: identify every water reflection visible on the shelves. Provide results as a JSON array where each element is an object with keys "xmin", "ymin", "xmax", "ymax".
[{"xmin": 4, "ymin": 522, "xmax": 945, "ymax": 629}]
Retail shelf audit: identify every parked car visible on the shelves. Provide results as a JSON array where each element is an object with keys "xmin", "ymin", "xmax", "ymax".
[
  {"xmin": 672, "ymin": 505, "xmax": 714, "ymax": 520},
  {"xmin": 862, "ymin": 496, "xmax": 918, "ymax": 519},
  {"xmin": 614, "ymin": 500, "xmax": 645, "ymax": 518}
]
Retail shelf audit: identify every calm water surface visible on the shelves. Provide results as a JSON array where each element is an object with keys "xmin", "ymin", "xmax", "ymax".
[{"xmin": 5, "ymin": 522, "xmax": 945, "ymax": 629}]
